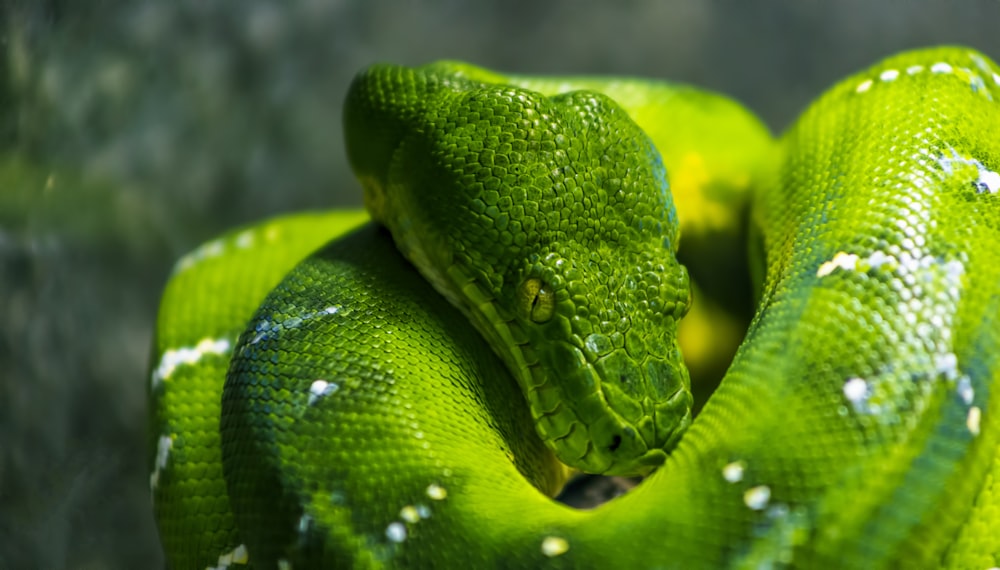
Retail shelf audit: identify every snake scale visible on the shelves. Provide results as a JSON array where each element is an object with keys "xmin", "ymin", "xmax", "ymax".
[{"xmin": 149, "ymin": 46, "xmax": 1000, "ymax": 569}]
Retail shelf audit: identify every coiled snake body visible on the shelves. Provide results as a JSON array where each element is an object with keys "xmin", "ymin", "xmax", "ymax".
[{"xmin": 150, "ymin": 46, "xmax": 1000, "ymax": 568}]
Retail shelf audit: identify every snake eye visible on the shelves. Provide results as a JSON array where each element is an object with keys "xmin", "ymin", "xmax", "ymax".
[{"xmin": 519, "ymin": 278, "xmax": 555, "ymax": 323}]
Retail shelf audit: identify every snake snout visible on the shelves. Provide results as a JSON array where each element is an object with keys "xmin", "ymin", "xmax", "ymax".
[
  {"xmin": 596, "ymin": 347, "xmax": 692, "ymax": 476},
  {"xmin": 525, "ymin": 335, "xmax": 691, "ymax": 476}
]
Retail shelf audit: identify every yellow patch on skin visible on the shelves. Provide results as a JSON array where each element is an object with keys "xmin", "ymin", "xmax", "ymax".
[
  {"xmin": 670, "ymin": 152, "xmax": 746, "ymax": 236},
  {"xmin": 678, "ymin": 284, "xmax": 744, "ymax": 383},
  {"xmin": 967, "ymin": 406, "xmax": 982, "ymax": 436}
]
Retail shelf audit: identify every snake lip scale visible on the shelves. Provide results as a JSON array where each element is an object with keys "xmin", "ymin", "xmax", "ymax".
[{"xmin": 151, "ymin": 46, "xmax": 1000, "ymax": 569}]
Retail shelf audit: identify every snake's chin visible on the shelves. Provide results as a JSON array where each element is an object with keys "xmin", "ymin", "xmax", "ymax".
[{"xmin": 601, "ymin": 448, "xmax": 668, "ymax": 477}]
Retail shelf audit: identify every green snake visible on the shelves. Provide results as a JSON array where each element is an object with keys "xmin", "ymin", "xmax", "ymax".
[{"xmin": 149, "ymin": 46, "xmax": 1000, "ymax": 569}]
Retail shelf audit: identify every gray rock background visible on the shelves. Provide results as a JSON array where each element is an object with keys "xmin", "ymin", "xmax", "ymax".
[{"xmin": 2, "ymin": 1, "xmax": 998, "ymax": 567}]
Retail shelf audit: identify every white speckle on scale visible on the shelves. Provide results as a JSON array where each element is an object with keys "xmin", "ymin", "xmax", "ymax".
[
  {"xmin": 879, "ymin": 69, "xmax": 900, "ymax": 81},
  {"xmin": 976, "ymin": 168, "xmax": 1000, "ymax": 194},
  {"xmin": 541, "ymin": 536, "xmax": 569, "ymax": 557},
  {"xmin": 957, "ymin": 376, "xmax": 974, "ymax": 405},
  {"xmin": 856, "ymin": 79, "xmax": 873, "ymax": 93},
  {"xmin": 173, "ymin": 237, "xmax": 227, "ymax": 273},
  {"xmin": 944, "ymin": 260, "xmax": 965, "ymax": 281},
  {"xmin": 865, "ymin": 250, "xmax": 890, "ymax": 270},
  {"xmin": 843, "ymin": 377, "xmax": 869, "ymax": 406},
  {"xmin": 231, "ymin": 544, "xmax": 250, "ymax": 564},
  {"xmin": 235, "ymin": 230, "xmax": 255, "ymax": 249},
  {"xmin": 744, "ymin": 485, "xmax": 771, "ymax": 511},
  {"xmin": 906, "ymin": 65, "xmax": 924, "ymax": 75},
  {"xmin": 934, "ymin": 352, "xmax": 959, "ymax": 380},
  {"xmin": 149, "ymin": 435, "xmax": 174, "ymax": 491},
  {"xmin": 386, "ymin": 522, "xmax": 407, "ymax": 543},
  {"xmin": 816, "ymin": 251, "xmax": 859, "ymax": 277},
  {"xmin": 308, "ymin": 379, "xmax": 339, "ymax": 405},
  {"xmin": 207, "ymin": 544, "xmax": 249, "ymax": 569},
  {"xmin": 967, "ymin": 406, "xmax": 982, "ymax": 436},
  {"xmin": 931, "ymin": 62, "xmax": 954, "ymax": 74},
  {"xmin": 426, "ymin": 483, "xmax": 448, "ymax": 500},
  {"xmin": 722, "ymin": 461, "xmax": 745, "ymax": 483},
  {"xmin": 298, "ymin": 514, "xmax": 313, "ymax": 535}
]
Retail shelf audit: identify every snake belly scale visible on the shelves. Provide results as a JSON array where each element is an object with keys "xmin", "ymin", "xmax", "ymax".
[{"xmin": 149, "ymin": 46, "xmax": 1000, "ymax": 569}]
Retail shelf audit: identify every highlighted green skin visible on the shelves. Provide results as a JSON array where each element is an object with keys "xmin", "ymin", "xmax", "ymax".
[{"xmin": 151, "ymin": 47, "xmax": 1000, "ymax": 568}]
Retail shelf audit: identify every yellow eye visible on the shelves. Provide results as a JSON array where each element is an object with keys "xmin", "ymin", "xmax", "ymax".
[{"xmin": 519, "ymin": 278, "xmax": 555, "ymax": 323}]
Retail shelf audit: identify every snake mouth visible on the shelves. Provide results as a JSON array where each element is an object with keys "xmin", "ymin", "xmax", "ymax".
[
  {"xmin": 521, "ymin": 340, "xmax": 689, "ymax": 477},
  {"xmin": 599, "ymin": 446, "xmax": 669, "ymax": 477}
]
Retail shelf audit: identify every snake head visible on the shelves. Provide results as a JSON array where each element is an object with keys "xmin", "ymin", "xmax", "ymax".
[{"xmin": 344, "ymin": 62, "xmax": 693, "ymax": 477}]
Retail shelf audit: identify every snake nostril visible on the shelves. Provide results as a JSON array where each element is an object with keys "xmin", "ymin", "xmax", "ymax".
[{"xmin": 608, "ymin": 434, "xmax": 622, "ymax": 452}]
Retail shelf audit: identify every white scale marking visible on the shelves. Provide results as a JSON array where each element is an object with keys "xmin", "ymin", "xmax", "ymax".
[
  {"xmin": 150, "ymin": 435, "xmax": 174, "ymax": 491},
  {"xmin": 386, "ymin": 522, "xmax": 407, "ymax": 543},
  {"xmin": 298, "ymin": 514, "xmax": 312, "ymax": 535},
  {"xmin": 957, "ymin": 376, "xmax": 975, "ymax": 406},
  {"xmin": 722, "ymin": 461, "xmax": 745, "ymax": 483},
  {"xmin": 173, "ymin": 238, "xmax": 227, "ymax": 273},
  {"xmin": 977, "ymin": 169, "xmax": 1000, "ymax": 194},
  {"xmin": 937, "ymin": 146, "xmax": 1000, "ymax": 195},
  {"xmin": 744, "ymin": 485, "xmax": 771, "ymax": 511},
  {"xmin": 819, "ymin": 141, "xmax": 972, "ymax": 423},
  {"xmin": 866, "ymin": 250, "xmax": 890, "ymax": 270},
  {"xmin": 816, "ymin": 252, "xmax": 859, "ymax": 277},
  {"xmin": 206, "ymin": 544, "xmax": 249, "ymax": 570},
  {"xmin": 541, "ymin": 536, "xmax": 570, "ymax": 557},
  {"xmin": 308, "ymin": 379, "xmax": 340, "ymax": 406},
  {"xmin": 931, "ymin": 62, "xmax": 954, "ymax": 74},
  {"xmin": 172, "ymin": 223, "xmax": 286, "ymax": 274},
  {"xmin": 967, "ymin": 406, "xmax": 982, "ymax": 436},
  {"xmin": 235, "ymin": 229, "xmax": 255, "ymax": 249},
  {"xmin": 151, "ymin": 337, "xmax": 231, "ymax": 389},
  {"xmin": 426, "ymin": 483, "xmax": 448, "ymax": 500},
  {"xmin": 854, "ymin": 56, "xmax": 999, "ymax": 104},
  {"xmin": 933, "ymin": 352, "xmax": 959, "ymax": 381},
  {"xmin": 879, "ymin": 69, "xmax": 900, "ymax": 82},
  {"xmin": 842, "ymin": 377, "xmax": 870, "ymax": 409},
  {"xmin": 249, "ymin": 307, "xmax": 340, "ymax": 345}
]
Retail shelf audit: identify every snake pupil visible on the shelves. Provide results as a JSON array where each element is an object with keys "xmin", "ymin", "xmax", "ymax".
[{"xmin": 521, "ymin": 278, "xmax": 556, "ymax": 323}]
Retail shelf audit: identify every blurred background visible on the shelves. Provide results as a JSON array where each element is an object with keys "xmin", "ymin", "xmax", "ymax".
[{"xmin": 1, "ymin": 1, "xmax": 999, "ymax": 567}]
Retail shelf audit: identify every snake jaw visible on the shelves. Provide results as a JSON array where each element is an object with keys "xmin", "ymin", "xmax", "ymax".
[{"xmin": 515, "ymin": 302, "xmax": 692, "ymax": 476}]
